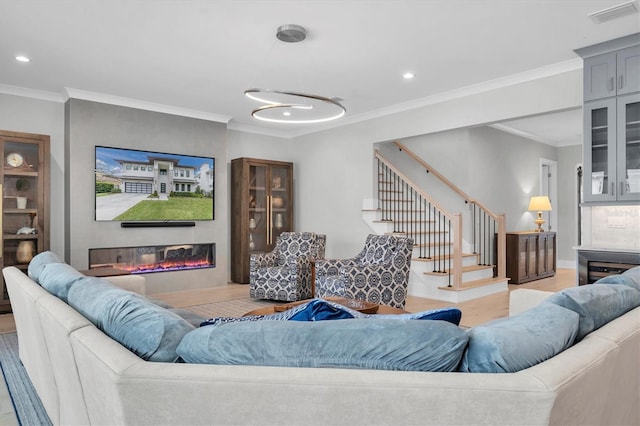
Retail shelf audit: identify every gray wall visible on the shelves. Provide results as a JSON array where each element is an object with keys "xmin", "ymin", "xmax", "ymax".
[{"xmin": 65, "ymin": 99, "xmax": 228, "ymax": 294}]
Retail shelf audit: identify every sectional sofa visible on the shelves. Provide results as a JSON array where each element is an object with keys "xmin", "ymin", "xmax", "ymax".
[{"xmin": 4, "ymin": 252, "xmax": 640, "ymax": 425}]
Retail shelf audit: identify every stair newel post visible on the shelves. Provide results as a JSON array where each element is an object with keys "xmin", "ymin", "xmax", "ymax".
[
  {"xmin": 452, "ymin": 213, "xmax": 463, "ymax": 289},
  {"xmin": 393, "ymin": 169, "xmax": 398, "ymax": 232},
  {"xmin": 428, "ymin": 201, "xmax": 432, "ymax": 260},
  {"xmin": 472, "ymin": 203, "xmax": 477, "ymax": 254},
  {"xmin": 419, "ymin": 194, "xmax": 425, "ymax": 259},
  {"xmin": 496, "ymin": 213, "xmax": 506, "ymax": 279},
  {"xmin": 447, "ymin": 218, "xmax": 452, "ymax": 284},
  {"xmin": 377, "ymin": 158, "xmax": 383, "ymax": 220}
]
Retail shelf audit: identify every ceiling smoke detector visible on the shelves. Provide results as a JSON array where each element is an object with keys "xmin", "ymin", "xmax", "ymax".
[
  {"xmin": 276, "ymin": 24, "xmax": 307, "ymax": 43},
  {"xmin": 588, "ymin": 0, "xmax": 639, "ymax": 23}
]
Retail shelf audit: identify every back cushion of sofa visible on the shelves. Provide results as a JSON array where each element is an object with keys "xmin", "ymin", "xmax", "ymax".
[
  {"xmin": 68, "ymin": 276, "xmax": 194, "ymax": 362},
  {"xmin": 545, "ymin": 284, "xmax": 640, "ymax": 341},
  {"xmin": 177, "ymin": 318, "xmax": 468, "ymax": 372},
  {"xmin": 460, "ymin": 302, "xmax": 579, "ymax": 373},
  {"xmin": 28, "ymin": 251, "xmax": 62, "ymax": 283},
  {"xmin": 38, "ymin": 262, "xmax": 86, "ymax": 302}
]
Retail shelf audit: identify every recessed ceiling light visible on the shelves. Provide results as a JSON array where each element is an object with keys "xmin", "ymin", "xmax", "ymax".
[
  {"xmin": 15, "ymin": 55, "xmax": 30, "ymax": 63},
  {"xmin": 588, "ymin": 0, "xmax": 639, "ymax": 23},
  {"xmin": 403, "ymin": 72, "xmax": 415, "ymax": 80}
]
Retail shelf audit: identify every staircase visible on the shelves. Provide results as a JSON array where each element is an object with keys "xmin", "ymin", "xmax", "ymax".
[{"xmin": 363, "ymin": 143, "xmax": 508, "ymax": 303}]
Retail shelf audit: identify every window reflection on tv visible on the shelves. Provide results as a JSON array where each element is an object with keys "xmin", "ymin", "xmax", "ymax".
[{"xmin": 95, "ymin": 146, "xmax": 214, "ymax": 221}]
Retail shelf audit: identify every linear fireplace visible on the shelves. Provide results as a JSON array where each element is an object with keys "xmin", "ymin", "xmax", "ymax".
[{"xmin": 89, "ymin": 243, "xmax": 215, "ymax": 274}]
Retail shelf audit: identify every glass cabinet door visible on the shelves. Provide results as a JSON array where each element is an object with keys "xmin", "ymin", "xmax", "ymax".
[
  {"xmin": 269, "ymin": 164, "xmax": 291, "ymax": 244},
  {"xmin": 248, "ymin": 164, "xmax": 268, "ymax": 253},
  {"xmin": 584, "ymin": 99, "xmax": 617, "ymax": 202},
  {"xmin": 617, "ymin": 93, "xmax": 640, "ymax": 202}
]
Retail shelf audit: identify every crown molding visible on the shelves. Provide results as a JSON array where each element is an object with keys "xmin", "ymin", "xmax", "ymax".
[
  {"xmin": 226, "ymin": 121, "xmax": 294, "ymax": 139},
  {"xmin": 64, "ymin": 88, "xmax": 232, "ymax": 124},
  {"xmin": 0, "ymin": 84, "xmax": 65, "ymax": 102}
]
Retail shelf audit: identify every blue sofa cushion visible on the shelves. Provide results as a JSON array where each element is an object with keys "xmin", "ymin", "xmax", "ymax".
[
  {"xmin": 595, "ymin": 267, "xmax": 640, "ymax": 292},
  {"xmin": 38, "ymin": 262, "xmax": 85, "ymax": 302},
  {"xmin": 622, "ymin": 266, "xmax": 640, "ymax": 290},
  {"xmin": 545, "ymin": 284, "xmax": 640, "ymax": 341},
  {"xmin": 28, "ymin": 251, "xmax": 62, "ymax": 283},
  {"xmin": 460, "ymin": 302, "xmax": 579, "ymax": 373},
  {"xmin": 68, "ymin": 276, "xmax": 194, "ymax": 362},
  {"xmin": 178, "ymin": 319, "xmax": 468, "ymax": 372},
  {"xmin": 102, "ymin": 293, "xmax": 195, "ymax": 362}
]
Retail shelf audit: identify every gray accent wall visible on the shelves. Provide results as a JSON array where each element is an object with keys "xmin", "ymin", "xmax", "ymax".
[{"xmin": 65, "ymin": 99, "xmax": 228, "ymax": 294}]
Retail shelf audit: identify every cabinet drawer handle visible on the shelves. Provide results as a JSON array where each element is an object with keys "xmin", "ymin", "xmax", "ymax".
[
  {"xmin": 610, "ymin": 77, "xmax": 615, "ymax": 92},
  {"xmin": 620, "ymin": 181, "xmax": 624, "ymax": 196},
  {"xmin": 611, "ymin": 182, "xmax": 615, "ymax": 196},
  {"xmin": 619, "ymin": 75, "xmax": 623, "ymax": 90}
]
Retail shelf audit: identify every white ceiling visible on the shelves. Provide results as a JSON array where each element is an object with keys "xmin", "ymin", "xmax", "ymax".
[{"xmin": 1, "ymin": 1, "xmax": 639, "ymax": 141}]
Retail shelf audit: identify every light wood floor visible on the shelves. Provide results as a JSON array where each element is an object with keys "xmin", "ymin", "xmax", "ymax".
[
  {"xmin": 0, "ymin": 269, "xmax": 576, "ymax": 332},
  {"xmin": 148, "ymin": 268, "xmax": 577, "ymax": 328}
]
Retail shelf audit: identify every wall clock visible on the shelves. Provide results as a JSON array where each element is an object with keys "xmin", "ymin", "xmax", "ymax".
[{"xmin": 6, "ymin": 152, "xmax": 25, "ymax": 168}]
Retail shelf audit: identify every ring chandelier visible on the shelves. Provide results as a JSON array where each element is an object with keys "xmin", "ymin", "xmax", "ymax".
[{"xmin": 244, "ymin": 25, "xmax": 346, "ymax": 124}]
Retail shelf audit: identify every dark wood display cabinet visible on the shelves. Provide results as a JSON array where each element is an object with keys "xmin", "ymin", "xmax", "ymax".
[
  {"xmin": 0, "ymin": 130, "xmax": 50, "ymax": 313},
  {"xmin": 231, "ymin": 157, "xmax": 293, "ymax": 284},
  {"xmin": 505, "ymin": 231, "xmax": 556, "ymax": 284}
]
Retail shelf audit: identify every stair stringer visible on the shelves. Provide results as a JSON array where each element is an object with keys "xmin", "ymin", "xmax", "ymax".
[{"xmin": 362, "ymin": 199, "xmax": 508, "ymax": 303}]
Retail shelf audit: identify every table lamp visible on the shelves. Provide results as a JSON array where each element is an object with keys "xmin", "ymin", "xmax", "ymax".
[{"xmin": 528, "ymin": 196, "xmax": 552, "ymax": 232}]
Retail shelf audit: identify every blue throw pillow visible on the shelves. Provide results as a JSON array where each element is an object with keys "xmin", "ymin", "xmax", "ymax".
[
  {"xmin": 544, "ymin": 284, "xmax": 640, "ymax": 341},
  {"xmin": 38, "ymin": 262, "xmax": 85, "ymax": 302},
  {"xmin": 28, "ymin": 251, "xmax": 62, "ymax": 283},
  {"xmin": 595, "ymin": 273, "xmax": 640, "ymax": 292},
  {"xmin": 178, "ymin": 319, "xmax": 468, "ymax": 372},
  {"xmin": 460, "ymin": 302, "xmax": 579, "ymax": 373}
]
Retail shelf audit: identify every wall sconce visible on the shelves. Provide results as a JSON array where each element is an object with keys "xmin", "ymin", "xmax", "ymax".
[{"xmin": 528, "ymin": 196, "xmax": 552, "ymax": 232}]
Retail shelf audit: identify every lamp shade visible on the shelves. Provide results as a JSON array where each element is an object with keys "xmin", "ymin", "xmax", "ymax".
[{"xmin": 528, "ymin": 196, "xmax": 552, "ymax": 211}]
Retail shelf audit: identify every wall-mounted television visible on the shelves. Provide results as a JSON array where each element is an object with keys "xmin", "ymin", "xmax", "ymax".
[{"xmin": 95, "ymin": 146, "xmax": 214, "ymax": 222}]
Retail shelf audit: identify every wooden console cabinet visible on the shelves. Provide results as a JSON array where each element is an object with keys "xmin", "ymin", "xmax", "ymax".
[{"xmin": 505, "ymin": 231, "xmax": 556, "ymax": 284}]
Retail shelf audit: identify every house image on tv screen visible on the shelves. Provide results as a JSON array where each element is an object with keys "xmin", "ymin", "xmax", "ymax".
[
  {"xmin": 96, "ymin": 148, "xmax": 214, "ymax": 196},
  {"xmin": 95, "ymin": 146, "xmax": 215, "ymax": 221}
]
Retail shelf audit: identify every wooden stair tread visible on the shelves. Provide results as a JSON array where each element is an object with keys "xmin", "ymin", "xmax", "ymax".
[
  {"xmin": 412, "ymin": 253, "xmax": 478, "ymax": 262},
  {"xmin": 372, "ymin": 220, "xmax": 437, "ymax": 225},
  {"xmin": 422, "ymin": 264, "xmax": 494, "ymax": 276},
  {"xmin": 437, "ymin": 277, "xmax": 507, "ymax": 291}
]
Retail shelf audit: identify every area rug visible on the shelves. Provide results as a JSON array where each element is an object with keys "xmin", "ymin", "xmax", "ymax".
[
  {"xmin": 186, "ymin": 297, "xmax": 275, "ymax": 319},
  {"xmin": 0, "ymin": 333, "xmax": 51, "ymax": 426}
]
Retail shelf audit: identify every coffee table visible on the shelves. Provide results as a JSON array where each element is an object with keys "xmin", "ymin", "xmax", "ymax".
[{"xmin": 244, "ymin": 297, "xmax": 407, "ymax": 317}]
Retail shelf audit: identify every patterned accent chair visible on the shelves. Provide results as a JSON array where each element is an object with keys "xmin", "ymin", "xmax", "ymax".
[
  {"xmin": 315, "ymin": 234, "xmax": 414, "ymax": 309},
  {"xmin": 250, "ymin": 232, "xmax": 326, "ymax": 302}
]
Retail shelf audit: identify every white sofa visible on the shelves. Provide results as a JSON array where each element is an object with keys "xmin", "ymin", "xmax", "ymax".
[{"xmin": 4, "ymin": 264, "xmax": 640, "ymax": 426}]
